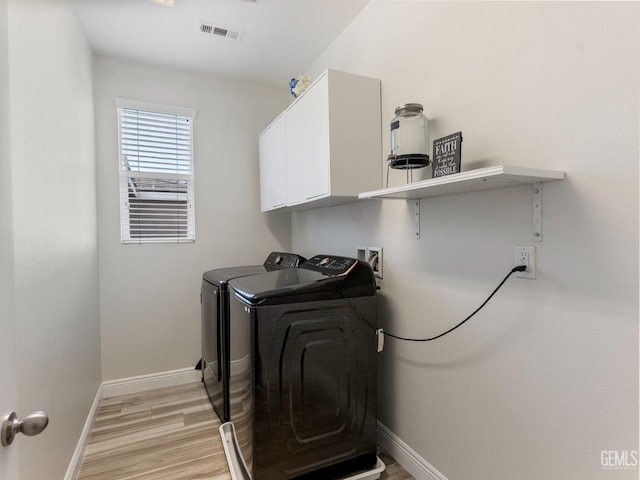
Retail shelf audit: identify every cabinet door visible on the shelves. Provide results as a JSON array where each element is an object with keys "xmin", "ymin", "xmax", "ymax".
[
  {"xmin": 258, "ymin": 114, "xmax": 287, "ymax": 211},
  {"xmin": 286, "ymin": 74, "xmax": 330, "ymax": 205}
]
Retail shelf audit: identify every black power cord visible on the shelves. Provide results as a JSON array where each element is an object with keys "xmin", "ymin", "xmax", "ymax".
[{"xmin": 379, "ymin": 265, "xmax": 527, "ymax": 343}]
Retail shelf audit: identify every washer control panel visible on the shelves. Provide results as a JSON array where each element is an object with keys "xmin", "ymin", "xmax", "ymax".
[
  {"xmin": 302, "ymin": 255, "xmax": 358, "ymax": 276},
  {"xmin": 264, "ymin": 252, "xmax": 305, "ymax": 269}
]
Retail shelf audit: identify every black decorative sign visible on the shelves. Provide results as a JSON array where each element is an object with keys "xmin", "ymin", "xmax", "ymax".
[{"xmin": 432, "ymin": 132, "xmax": 463, "ymax": 178}]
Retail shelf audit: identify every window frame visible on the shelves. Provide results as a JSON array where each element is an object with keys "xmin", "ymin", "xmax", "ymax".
[{"xmin": 116, "ymin": 98, "xmax": 197, "ymax": 245}]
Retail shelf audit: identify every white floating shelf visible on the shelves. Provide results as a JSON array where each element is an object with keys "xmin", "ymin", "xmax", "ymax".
[{"xmin": 358, "ymin": 165, "xmax": 565, "ymax": 200}]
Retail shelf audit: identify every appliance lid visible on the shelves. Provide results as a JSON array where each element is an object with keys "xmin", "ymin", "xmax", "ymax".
[
  {"xmin": 202, "ymin": 252, "xmax": 306, "ymax": 286},
  {"xmin": 229, "ymin": 255, "xmax": 376, "ymax": 305},
  {"xmin": 202, "ymin": 265, "xmax": 266, "ymax": 287}
]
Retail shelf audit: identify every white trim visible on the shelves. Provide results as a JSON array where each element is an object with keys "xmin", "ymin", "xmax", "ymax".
[
  {"xmin": 63, "ymin": 384, "xmax": 103, "ymax": 480},
  {"xmin": 114, "ymin": 97, "xmax": 197, "ymax": 119},
  {"xmin": 229, "ymin": 354, "xmax": 250, "ymax": 376},
  {"xmin": 102, "ymin": 367, "xmax": 201, "ymax": 398},
  {"xmin": 377, "ymin": 422, "xmax": 448, "ymax": 480}
]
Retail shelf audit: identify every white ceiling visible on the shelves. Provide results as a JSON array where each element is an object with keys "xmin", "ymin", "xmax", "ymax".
[{"xmin": 74, "ymin": 0, "xmax": 368, "ymax": 89}]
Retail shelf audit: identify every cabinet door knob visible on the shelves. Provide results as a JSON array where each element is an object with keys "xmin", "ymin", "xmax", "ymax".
[{"xmin": 1, "ymin": 410, "xmax": 49, "ymax": 447}]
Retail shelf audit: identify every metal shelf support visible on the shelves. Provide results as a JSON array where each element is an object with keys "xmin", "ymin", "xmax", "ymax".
[
  {"xmin": 532, "ymin": 182, "xmax": 543, "ymax": 242},
  {"xmin": 411, "ymin": 182, "xmax": 545, "ymax": 242},
  {"xmin": 414, "ymin": 200, "xmax": 420, "ymax": 239}
]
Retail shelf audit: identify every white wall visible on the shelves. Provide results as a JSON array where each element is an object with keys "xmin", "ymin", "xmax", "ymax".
[
  {"xmin": 5, "ymin": 0, "xmax": 101, "ymax": 478},
  {"xmin": 93, "ymin": 57, "xmax": 291, "ymax": 380},
  {"xmin": 293, "ymin": 2, "xmax": 639, "ymax": 479}
]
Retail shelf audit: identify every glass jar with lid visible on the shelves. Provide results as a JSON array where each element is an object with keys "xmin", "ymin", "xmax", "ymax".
[{"xmin": 387, "ymin": 103, "xmax": 430, "ymax": 171}]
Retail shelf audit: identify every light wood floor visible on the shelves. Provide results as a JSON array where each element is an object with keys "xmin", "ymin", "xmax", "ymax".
[{"xmin": 76, "ymin": 382, "xmax": 413, "ymax": 480}]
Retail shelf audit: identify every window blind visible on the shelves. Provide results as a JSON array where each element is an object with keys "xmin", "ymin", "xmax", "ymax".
[{"xmin": 117, "ymin": 103, "xmax": 196, "ymax": 244}]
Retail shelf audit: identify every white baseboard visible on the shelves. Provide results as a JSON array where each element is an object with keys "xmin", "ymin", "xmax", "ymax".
[
  {"xmin": 64, "ymin": 383, "xmax": 103, "ymax": 480},
  {"xmin": 229, "ymin": 354, "xmax": 250, "ymax": 376},
  {"xmin": 377, "ymin": 422, "xmax": 448, "ymax": 480},
  {"xmin": 102, "ymin": 367, "xmax": 201, "ymax": 398}
]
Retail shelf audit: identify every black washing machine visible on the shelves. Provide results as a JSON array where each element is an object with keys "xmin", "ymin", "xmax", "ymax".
[
  {"xmin": 222, "ymin": 254, "xmax": 378, "ymax": 480},
  {"xmin": 201, "ymin": 252, "xmax": 305, "ymax": 422}
]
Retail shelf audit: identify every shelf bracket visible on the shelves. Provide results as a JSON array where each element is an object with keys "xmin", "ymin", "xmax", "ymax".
[
  {"xmin": 406, "ymin": 181, "xmax": 545, "ymax": 242},
  {"xmin": 532, "ymin": 182, "xmax": 543, "ymax": 242},
  {"xmin": 414, "ymin": 199, "xmax": 420, "ymax": 239}
]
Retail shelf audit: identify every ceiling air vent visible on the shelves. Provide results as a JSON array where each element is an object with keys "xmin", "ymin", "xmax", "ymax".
[{"xmin": 200, "ymin": 21, "xmax": 244, "ymax": 40}]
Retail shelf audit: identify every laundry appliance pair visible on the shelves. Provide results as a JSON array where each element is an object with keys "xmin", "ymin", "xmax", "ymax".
[{"xmin": 201, "ymin": 253, "xmax": 380, "ymax": 480}]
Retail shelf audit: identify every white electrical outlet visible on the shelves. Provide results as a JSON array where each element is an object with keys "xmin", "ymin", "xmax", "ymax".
[{"xmin": 514, "ymin": 245, "xmax": 536, "ymax": 279}]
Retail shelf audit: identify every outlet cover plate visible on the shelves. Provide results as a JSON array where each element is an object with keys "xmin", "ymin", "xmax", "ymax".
[{"xmin": 514, "ymin": 245, "xmax": 536, "ymax": 279}]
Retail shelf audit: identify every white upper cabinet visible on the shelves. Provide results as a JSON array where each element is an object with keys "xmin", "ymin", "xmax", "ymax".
[
  {"xmin": 286, "ymin": 73, "xmax": 331, "ymax": 206},
  {"xmin": 258, "ymin": 112, "xmax": 287, "ymax": 211},
  {"xmin": 259, "ymin": 69, "xmax": 381, "ymax": 211}
]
